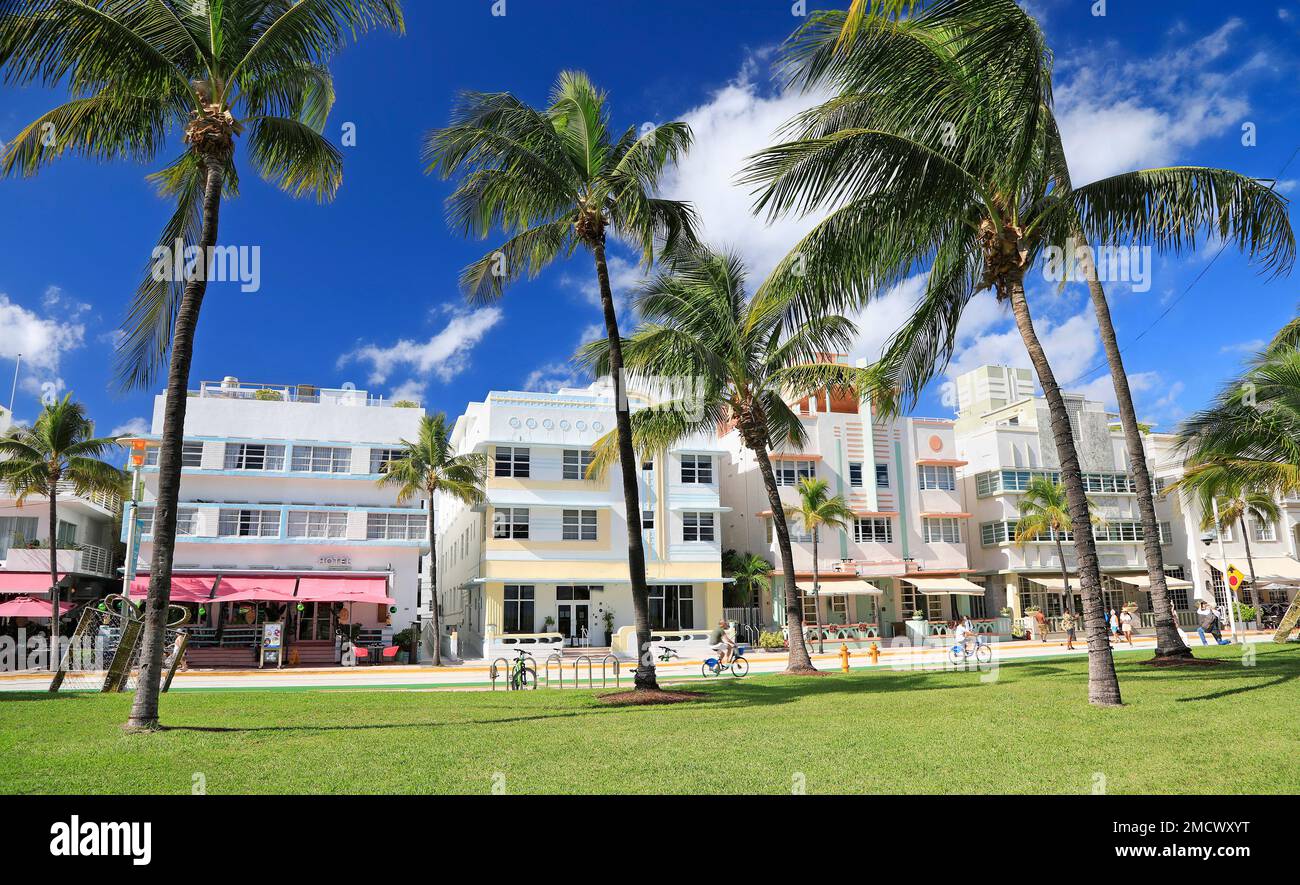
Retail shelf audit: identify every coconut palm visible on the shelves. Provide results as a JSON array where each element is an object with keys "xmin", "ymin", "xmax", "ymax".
[
  {"xmin": 423, "ymin": 71, "xmax": 697, "ymax": 690},
  {"xmin": 0, "ymin": 396, "xmax": 125, "ymax": 666},
  {"xmin": 1186, "ymin": 472, "xmax": 1282, "ymax": 603},
  {"xmin": 581, "ymin": 245, "xmax": 858, "ymax": 673},
  {"xmin": 377, "ymin": 413, "xmax": 487, "ymax": 667},
  {"xmin": 1013, "ymin": 477, "xmax": 1103, "ymax": 617},
  {"xmin": 723, "ymin": 551, "xmax": 772, "ymax": 623},
  {"xmin": 788, "ymin": 477, "xmax": 855, "ymax": 653},
  {"xmin": 741, "ymin": 0, "xmax": 1137, "ymax": 702},
  {"xmin": 0, "ymin": 0, "xmax": 405, "ymax": 727}
]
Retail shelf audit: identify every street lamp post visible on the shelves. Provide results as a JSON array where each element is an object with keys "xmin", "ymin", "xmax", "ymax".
[{"xmin": 1210, "ymin": 498, "xmax": 1240, "ymax": 643}]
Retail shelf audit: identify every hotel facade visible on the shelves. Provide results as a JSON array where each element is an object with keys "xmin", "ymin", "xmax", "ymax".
[
  {"xmin": 434, "ymin": 381, "xmax": 727, "ymax": 660},
  {"xmin": 126, "ymin": 378, "xmax": 426, "ymax": 665}
]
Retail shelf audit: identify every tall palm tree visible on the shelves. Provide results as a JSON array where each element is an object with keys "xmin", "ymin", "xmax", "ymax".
[
  {"xmin": 788, "ymin": 477, "xmax": 855, "ymax": 653},
  {"xmin": 581, "ymin": 245, "xmax": 858, "ymax": 674},
  {"xmin": 377, "ymin": 413, "xmax": 487, "ymax": 667},
  {"xmin": 1, "ymin": 0, "xmax": 405, "ymax": 728},
  {"xmin": 723, "ymin": 551, "xmax": 772, "ymax": 625},
  {"xmin": 423, "ymin": 71, "xmax": 697, "ymax": 690},
  {"xmin": 0, "ymin": 396, "xmax": 125, "ymax": 667},
  {"xmin": 1204, "ymin": 486, "xmax": 1282, "ymax": 602},
  {"xmin": 741, "ymin": 0, "xmax": 1138, "ymax": 703},
  {"xmin": 1013, "ymin": 477, "xmax": 1102, "ymax": 617}
]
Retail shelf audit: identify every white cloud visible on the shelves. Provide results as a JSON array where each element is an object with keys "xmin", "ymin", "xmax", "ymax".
[
  {"xmin": 386, "ymin": 379, "xmax": 428, "ymax": 404},
  {"xmin": 1219, "ymin": 338, "xmax": 1267, "ymax": 354},
  {"xmin": 0, "ymin": 292, "xmax": 85, "ymax": 409},
  {"xmin": 522, "ymin": 362, "xmax": 587, "ymax": 393},
  {"xmin": 109, "ymin": 417, "xmax": 150, "ymax": 437},
  {"xmin": 339, "ymin": 306, "xmax": 503, "ymax": 386}
]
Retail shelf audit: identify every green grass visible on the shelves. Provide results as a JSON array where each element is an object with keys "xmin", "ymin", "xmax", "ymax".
[{"xmin": 2, "ymin": 644, "xmax": 1297, "ymax": 794}]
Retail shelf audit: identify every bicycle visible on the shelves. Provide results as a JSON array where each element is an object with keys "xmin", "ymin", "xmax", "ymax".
[
  {"xmin": 656, "ymin": 645, "xmax": 680, "ymax": 663},
  {"xmin": 948, "ymin": 634, "xmax": 993, "ymax": 666},
  {"xmin": 509, "ymin": 649, "xmax": 537, "ymax": 690},
  {"xmin": 701, "ymin": 646, "xmax": 749, "ymax": 678}
]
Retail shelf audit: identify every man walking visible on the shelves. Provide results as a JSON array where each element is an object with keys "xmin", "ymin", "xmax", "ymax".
[{"xmin": 1196, "ymin": 599, "xmax": 1230, "ymax": 646}]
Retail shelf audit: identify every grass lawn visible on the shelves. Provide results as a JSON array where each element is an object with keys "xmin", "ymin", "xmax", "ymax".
[{"xmin": 1, "ymin": 644, "xmax": 1296, "ymax": 795}]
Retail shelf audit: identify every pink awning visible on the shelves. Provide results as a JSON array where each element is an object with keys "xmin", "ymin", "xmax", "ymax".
[
  {"xmin": 129, "ymin": 575, "xmax": 220, "ymax": 603},
  {"xmin": 0, "ymin": 596, "xmax": 75, "ymax": 618},
  {"xmin": 296, "ymin": 576, "xmax": 391, "ymax": 605},
  {"xmin": 0, "ymin": 572, "xmax": 65, "ymax": 595},
  {"xmin": 216, "ymin": 576, "xmax": 299, "ymax": 603}
]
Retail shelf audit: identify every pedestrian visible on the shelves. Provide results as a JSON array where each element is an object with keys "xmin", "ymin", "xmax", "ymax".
[
  {"xmin": 1061, "ymin": 609, "xmax": 1077, "ymax": 651},
  {"xmin": 1196, "ymin": 599, "xmax": 1230, "ymax": 646},
  {"xmin": 1108, "ymin": 608, "xmax": 1120, "ymax": 643},
  {"xmin": 1033, "ymin": 607, "xmax": 1047, "ymax": 642},
  {"xmin": 1120, "ymin": 607, "xmax": 1134, "ymax": 645}
]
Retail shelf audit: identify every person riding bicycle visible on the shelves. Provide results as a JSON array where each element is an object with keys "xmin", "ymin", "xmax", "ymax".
[
  {"xmin": 952, "ymin": 618, "xmax": 972, "ymax": 653},
  {"xmin": 708, "ymin": 618, "xmax": 736, "ymax": 667}
]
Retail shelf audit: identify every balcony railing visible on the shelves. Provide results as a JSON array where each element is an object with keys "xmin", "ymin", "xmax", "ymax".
[
  {"xmin": 3, "ymin": 544, "xmax": 113, "ymax": 577},
  {"xmin": 195, "ymin": 380, "xmax": 418, "ymax": 409},
  {"xmin": 54, "ymin": 482, "xmax": 120, "ymax": 513}
]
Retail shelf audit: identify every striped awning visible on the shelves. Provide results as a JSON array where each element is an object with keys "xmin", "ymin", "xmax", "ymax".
[
  {"xmin": 796, "ymin": 580, "xmax": 882, "ymax": 596},
  {"xmin": 903, "ymin": 576, "xmax": 985, "ymax": 596}
]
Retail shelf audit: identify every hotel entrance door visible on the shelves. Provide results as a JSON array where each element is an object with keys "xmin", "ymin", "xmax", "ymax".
[{"xmin": 557, "ymin": 602, "xmax": 589, "ymax": 644}]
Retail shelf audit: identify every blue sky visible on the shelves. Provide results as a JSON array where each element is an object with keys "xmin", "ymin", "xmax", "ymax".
[{"xmin": 2, "ymin": 0, "xmax": 1298, "ymax": 439}]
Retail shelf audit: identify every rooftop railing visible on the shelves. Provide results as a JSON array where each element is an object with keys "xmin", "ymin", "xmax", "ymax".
[{"xmin": 194, "ymin": 380, "xmax": 418, "ymax": 409}]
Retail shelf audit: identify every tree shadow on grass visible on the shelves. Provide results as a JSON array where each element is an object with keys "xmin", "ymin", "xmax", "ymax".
[{"xmin": 0, "ymin": 692, "xmax": 88, "ymax": 703}]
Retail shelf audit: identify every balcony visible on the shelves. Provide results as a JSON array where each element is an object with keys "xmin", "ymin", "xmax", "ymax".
[
  {"xmin": 4, "ymin": 544, "xmax": 114, "ymax": 577},
  {"xmin": 194, "ymin": 379, "xmax": 418, "ymax": 409}
]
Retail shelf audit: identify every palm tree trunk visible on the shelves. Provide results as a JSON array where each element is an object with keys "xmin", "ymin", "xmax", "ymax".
[
  {"xmin": 127, "ymin": 160, "xmax": 224, "ymax": 730},
  {"xmin": 1082, "ymin": 268, "xmax": 1190, "ymax": 659},
  {"xmin": 426, "ymin": 499, "xmax": 440, "ymax": 666},
  {"xmin": 746, "ymin": 433, "xmax": 816, "ymax": 672},
  {"xmin": 812, "ymin": 529, "xmax": 824, "ymax": 654},
  {"xmin": 591, "ymin": 241, "xmax": 658, "ymax": 691},
  {"xmin": 48, "ymin": 485, "xmax": 59, "ymax": 671},
  {"xmin": 1008, "ymin": 280, "xmax": 1122, "ymax": 706},
  {"xmin": 1240, "ymin": 515, "xmax": 1257, "ymax": 605},
  {"xmin": 1055, "ymin": 535, "xmax": 1072, "ymax": 616}
]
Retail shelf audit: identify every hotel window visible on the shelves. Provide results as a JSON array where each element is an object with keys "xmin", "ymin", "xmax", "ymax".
[
  {"xmin": 224, "ymin": 443, "xmax": 285, "ymax": 471},
  {"xmin": 901, "ymin": 583, "xmax": 942, "ymax": 621},
  {"xmin": 683, "ymin": 512, "xmax": 715, "ymax": 542},
  {"xmin": 1158, "ymin": 522, "xmax": 1173, "ymax": 545},
  {"xmin": 287, "ymin": 510, "xmax": 348, "ymax": 539},
  {"xmin": 641, "ymin": 509, "xmax": 654, "ymax": 530},
  {"xmin": 366, "ymin": 512, "xmax": 423, "ymax": 541},
  {"xmin": 492, "ymin": 507, "xmax": 529, "ymax": 539},
  {"xmin": 136, "ymin": 507, "xmax": 196, "ymax": 536},
  {"xmin": 642, "ymin": 459, "xmax": 654, "ymax": 472},
  {"xmin": 849, "ymin": 462, "xmax": 863, "ymax": 487},
  {"xmin": 1164, "ymin": 570, "xmax": 1191, "ymax": 611},
  {"xmin": 774, "ymin": 460, "xmax": 815, "ymax": 487},
  {"xmin": 291, "ymin": 445, "xmax": 351, "ymax": 473},
  {"xmin": 503, "ymin": 585, "xmax": 535, "ymax": 634},
  {"xmin": 875, "ymin": 464, "xmax": 890, "ymax": 488},
  {"xmin": 181, "ymin": 442, "xmax": 204, "ymax": 467},
  {"xmin": 494, "ymin": 446, "xmax": 529, "ymax": 477},
  {"xmin": 0, "ymin": 517, "xmax": 38, "ymax": 557},
  {"xmin": 680, "ymin": 454, "xmax": 713, "ymax": 484},
  {"xmin": 764, "ymin": 519, "xmax": 810, "ymax": 544},
  {"xmin": 1209, "ymin": 567, "xmax": 1229, "ymax": 609},
  {"xmin": 144, "ymin": 447, "xmax": 159, "ymax": 466},
  {"xmin": 563, "ymin": 449, "xmax": 595, "ymax": 480},
  {"xmin": 854, "ymin": 518, "xmax": 892, "ymax": 544},
  {"xmin": 56, "ymin": 520, "xmax": 78, "ymax": 546},
  {"xmin": 218, "ymin": 508, "xmax": 281, "ymax": 537},
  {"xmin": 1250, "ymin": 518, "xmax": 1276, "ymax": 542},
  {"xmin": 917, "ymin": 465, "xmax": 956, "ymax": 490},
  {"xmin": 923, "ymin": 518, "xmax": 962, "ymax": 544},
  {"xmin": 562, "ymin": 509, "xmax": 598, "ymax": 541},
  {"xmin": 556, "ymin": 585, "xmax": 595, "ymax": 601},
  {"xmin": 370, "ymin": 447, "xmax": 403, "ymax": 474},
  {"xmin": 650, "ymin": 584, "xmax": 694, "ymax": 630}
]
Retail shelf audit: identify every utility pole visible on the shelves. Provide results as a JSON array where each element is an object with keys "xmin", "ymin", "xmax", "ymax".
[{"xmin": 7, "ymin": 353, "xmax": 19, "ymax": 415}]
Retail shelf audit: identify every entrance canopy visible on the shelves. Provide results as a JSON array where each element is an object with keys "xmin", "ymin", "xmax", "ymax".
[
  {"xmin": 904, "ymin": 576, "xmax": 985, "ymax": 596},
  {"xmin": 1025, "ymin": 576, "xmax": 1072, "ymax": 591},
  {"xmin": 129, "ymin": 574, "xmax": 392, "ymax": 604},
  {"xmin": 796, "ymin": 579, "xmax": 882, "ymax": 596},
  {"xmin": 0, "ymin": 596, "xmax": 75, "ymax": 618},
  {"xmin": 0, "ymin": 572, "xmax": 65, "ymax": 595},
  {"xmin": 1203, "ymin": 556, "xmax": 1300, "ymax": 585},
  {"xmin": 297, "ymin": 576, "xmax": 390, "ymax": 605},
  {"xmin": 1111, "ymin": 574, "xmax": 1193, "ymax": 590},
  {"xmin": 218, "ymin": 576, "xmax": 298, "ymax": 603},
  {"xmin": 130, "ymin": 575, "xmax": 220, "ymax": 602}
]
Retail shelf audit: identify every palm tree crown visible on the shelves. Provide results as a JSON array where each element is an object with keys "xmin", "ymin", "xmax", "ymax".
[
  {"xmin": 788, "ymin": 477, "xmax": 855, "ymax": 541},
  {"xmin": 379, "ymin": 413, "xmax": 487, "ymax": 507}
]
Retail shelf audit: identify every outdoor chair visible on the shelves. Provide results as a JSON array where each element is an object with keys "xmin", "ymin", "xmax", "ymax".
[
  {"xmin": 380, "ymin": 645, "xmax": 401, "ymax": 664},
  {"xmin": 353, "ymin": 645, "xmax": 372, "ymax": 666}
]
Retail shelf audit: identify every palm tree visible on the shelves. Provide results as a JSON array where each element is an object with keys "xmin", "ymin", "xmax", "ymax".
[
  {"xmin": 581, "ymin": 245, "xmax": 858, "ymax": 674},
  {"xmin": 723, "ymin": 551, "xmax": 772, "ymax": 626},
  {"xmin": 1204, "ymin": 486, "xmax": 1281, "ymax": 602},
  {"xmin": 377, "ymin": 413, "xmax": 487, "ymax": 667},
  {"xmin": 0, "ymin": 396, "xmax": 125, "ymax": 667},
  {"xmin": 1013, "ymin": 477, "xmax": 1102, "ymax": 617},
  {"xmin": 741, "ymin": 0, "xmax": 1136, "ymax": 703},
  {"xmin": 0, "ymin": 0, "xmax": 405, "ymax": 728},
  {"xmin": 787, "ymin": 477, "xmax": 855, "ymax": 653},
  {"xmin": 423, "ymin": 71, "xmax": 697, "ymax": 690}
]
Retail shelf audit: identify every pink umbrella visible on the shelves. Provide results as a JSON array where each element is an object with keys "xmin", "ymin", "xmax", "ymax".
[{"xmin": 0, "ymin": 596, "xmax": 76, "ymax": 619}]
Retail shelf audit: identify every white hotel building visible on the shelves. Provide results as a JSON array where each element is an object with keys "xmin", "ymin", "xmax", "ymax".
[
  {"xmin": 435, "ymin": 381, "xmax": 727, "ymax": 660},
  {"xmin": 128, "ymin": 378, "xmax": 426, "ymax": 666}
]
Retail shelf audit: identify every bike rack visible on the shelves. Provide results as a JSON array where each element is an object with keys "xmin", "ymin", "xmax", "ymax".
[
  {"xmin": 572, "ymin": 655, "xmax": 594, "ymax": 689},
  {"xmin": 600, "ymin": 654, "xmax": 620, "ymax": 688},
  {"xmin": 544, "ymin": 653, "xmax": 564, "ymax": 688},
  {"xmin": 489, "ymin": 657, "xmax": 510, "ymax": 691}
]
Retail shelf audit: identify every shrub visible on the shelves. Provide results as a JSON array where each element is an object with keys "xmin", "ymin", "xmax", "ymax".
[
  {"xmin": 1234, "ymin": 602, "xmax": 1257, "ymax": 624},
  {"xmin": 392, "ymin": 400, "xmax": 419, "ymax": 408},
  {"xmin": 253, "ymin": 388, "xmax": 282, "ymax": 402},
  {"xmin": 758, "ymin": 630, "xmax": 786, "ymax": 650}
]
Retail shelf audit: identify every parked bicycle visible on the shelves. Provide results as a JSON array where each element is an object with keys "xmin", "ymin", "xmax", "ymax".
[
  {"xmin": 509, "ymin": 649, "xmax": 537, "ymax": 690},
  {"xmin": 656, "ymin": 645, "xmax": 680, "ymax": 663},
  {"xmin": 701, "ymin": 646, "xmax": 749, "ymax": 678},
  {"xmin": 948, "ymin": 634, "xmax": 993, "ymax": 666}
]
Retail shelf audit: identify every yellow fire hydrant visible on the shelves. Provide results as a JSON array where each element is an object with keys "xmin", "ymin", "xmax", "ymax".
[
  {"xmin": 868, "ymin": 642, "xmax": 880, "ymax": 666},
  {"xmin": 839, "ymin": 643, "xmax": 851, "ymax": 673}
]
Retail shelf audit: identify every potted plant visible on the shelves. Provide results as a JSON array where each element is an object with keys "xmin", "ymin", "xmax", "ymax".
[
  {"xmin": 602, "ymin": 609, "xmax": 615, "ymax": 647},
  {"xmin": 542, "ymin": 615, "xmax": 555, "ymax": 635}
]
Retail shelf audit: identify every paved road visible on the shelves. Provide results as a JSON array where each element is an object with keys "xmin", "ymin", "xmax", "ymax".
[{"xmin": 0, "ymin": 631, "xmax": 1268, "ymax": 693}]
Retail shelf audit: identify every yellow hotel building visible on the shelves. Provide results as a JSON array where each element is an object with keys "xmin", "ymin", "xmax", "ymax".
[{"xmin": 434, "ymin": 381, "xmax": 727, "ymax": 660}]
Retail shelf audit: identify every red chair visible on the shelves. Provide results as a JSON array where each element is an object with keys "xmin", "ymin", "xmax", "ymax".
[
  {"xmin": 354, "ymin": 645, "xmax": 372, "ymax": 666},
  {"xmin": 380, "ymin": 645, "xmax": 401, "ymax": 664}
]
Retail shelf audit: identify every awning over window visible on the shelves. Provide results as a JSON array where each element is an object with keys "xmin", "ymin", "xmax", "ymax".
[
  {"xmin": 1111, "ymin": 574, "xmax": 1193, "ymax": 590},
  {"xmin": 1203, "ymin": 556, "xmax": 1300, "ymax": 584},
  {"xmin": 129, "ymin": 575, "xmax": 220, "ymax": 602},
  {"xmin": 0, "ymin": 572, "xmax": 65, "ymax": 595},
  {"xmin": 1023, "ymin": 576, "xmax": 1072, "ymax": 591},
  {"xmin": 297, "ymin": 575, "xmax": 391, "ymax": 604},
  {"xmin": 217, "ymin": 576, "xmax": 299, "ymax": 603},
  {"xmin": 903, "ymin": 576, "xmax": 985, "ymax": 596},
  {"xmin": 796, "ymin": 580, "xmax": 882, "ymax": 596},
  {"xmin": 0, "ymin": 596, "xmax": 75, "ymax": 618}
]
